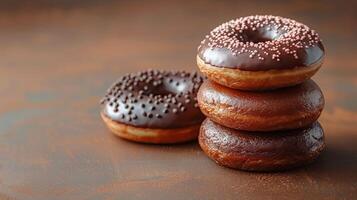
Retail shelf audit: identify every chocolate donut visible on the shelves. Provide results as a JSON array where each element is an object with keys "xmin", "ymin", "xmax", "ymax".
[
  {"xmin": 100, "ymin": 69, "xmax": 205, "ymax": 144},
  {"xmin": 199, "ymin": 119, "xmax": 325, "ymax": 171},
  {"xmin": 197, "ymin": 15, "xmax": 325, "ymax": 90},
  {"xmin": 197, "ymin": 79, "xmax": 324, "ymax": 131}
]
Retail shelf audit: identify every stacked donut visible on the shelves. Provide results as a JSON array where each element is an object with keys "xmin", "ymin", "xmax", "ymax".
[
  {"xmin": 100, "ymin": 70, "xmax": 205, "ymax": 144},
  {"xmin": 196, "ymin": 15, "xmax": 326, "ymax": 171}
]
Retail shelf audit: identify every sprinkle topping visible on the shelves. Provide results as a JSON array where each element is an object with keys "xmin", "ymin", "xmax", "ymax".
[
  {"xmin": 198, "ymin": 15, "xmax": 325, "ymax": 70},
  {"xmin": 101, "ymin": 69, "xmax": 205, "ymax": 128},
  {"xmin": 200, "ymin": 15, "xmax": 321, "ymax": 61}
]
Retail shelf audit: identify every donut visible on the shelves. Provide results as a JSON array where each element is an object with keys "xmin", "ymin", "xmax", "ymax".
[
  {"xmin": 197, "ymin": 79, "xmax": 324, "ymax": 131},
  {"xmin": 199, "ymin": 119, "xmax": 325, "ymax": 171},
  {"xmin": 197, "ymin": 15, "xmax": 325, "ymax": 90},
  {"xmin": 100, "ymin": 69, "xmax": 205, "ymax": 144}
]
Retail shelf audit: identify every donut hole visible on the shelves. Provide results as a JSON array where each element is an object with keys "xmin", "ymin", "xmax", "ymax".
[
  {"xmin": 140, "ymin": 79, "xmax": 189, "ymax": 97},
  {"xmin": 239, "ymin": 26, "xmax": 285, "ymax": 43},
  {"xmin": 163, "ymin": 80, "xmax": 189, "ymax": 94},
  {"xmin": 145, "ymin": 87, "xmax": 176, "ymax": 96},
  {"xmin": 165, "ymin": 82, "xmax": 187, "ymax": 94}
]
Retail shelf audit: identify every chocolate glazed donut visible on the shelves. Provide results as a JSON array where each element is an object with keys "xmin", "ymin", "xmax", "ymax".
[
  {"xmin": 197, "ymin": 80, "xmax": 324, "ymax": 131},
  {"xmin": 199, "ymin": 119, "xmax": 325, "ymax": 171},
  {"xmin": 197, "ymin": 15, "xmax": 325, "ymax": 90},
  {"xmin": 100, "ymin": 70, "xmax": 205, "ymax": 144}
]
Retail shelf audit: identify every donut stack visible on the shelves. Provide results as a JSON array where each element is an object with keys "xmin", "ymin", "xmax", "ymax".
[{"xmin": 196, "ymin": 15, "xmax": 326, "ymax": 171}]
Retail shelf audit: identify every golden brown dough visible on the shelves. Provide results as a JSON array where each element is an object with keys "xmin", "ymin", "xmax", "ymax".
[
  {"xmin": 102, "ymin": 112, "xmax": 200, "ymax": 144},
  {"xmin": 197, "ymin": 80, "xmax": 324, "ymax": 131},
  {"xmin": 197, "ymin": 55, "xmax": 322, "ymax": 90}
]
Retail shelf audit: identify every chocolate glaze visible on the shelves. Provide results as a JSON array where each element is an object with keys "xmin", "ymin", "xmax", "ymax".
[
  {"xmin": 198, "ymin": 15, "xmax": 325, "ymax": 71},
  {"xmin": 101, "ymin": 70, "xmax": 205, "ymax": 129},
  {"xmin": 198, "ymin": 42, "xmax": 324, "ymax": 71},
  {"xmin": 199, "ymin": 119, "xmax": 325, "ymax": 170}
]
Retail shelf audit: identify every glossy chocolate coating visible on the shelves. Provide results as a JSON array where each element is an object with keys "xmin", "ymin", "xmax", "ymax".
[
  {"xmin": 198, "ymin": 41, "xmax": 324, "ymax": 71},
  {"xmin": 199, "ymin": 119, "xmax": 325, "ymax": 171},
  {"xmin": 198, "ymin": 16, "xmax": 325, "ymax": 71},
  {"xmin": 197, "ymin": 80, "xmax": 324, "ymax": 131},
  {"xmin": 101, "ymin": 70, "xmax": 205, "ymax": 129}
]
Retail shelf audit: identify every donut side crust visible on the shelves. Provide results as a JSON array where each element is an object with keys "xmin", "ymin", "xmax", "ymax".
[
  {"xmin": 197, "ymin": 80, "xmax": 324, "ymax": 132},
  {"xmin": 197, "ymin": 55, "xmax": 322, "ymax": 91},
  {"xmin": 101, "ymin": 112, "xmax": 200, "ymax": 144},
  {"xmin": 198, "ymin": 119, "xmax": 326, "ymax": 171},
  {"xmin": 198, "ymin": 98, "xmax": 321, "ymax": 131}
]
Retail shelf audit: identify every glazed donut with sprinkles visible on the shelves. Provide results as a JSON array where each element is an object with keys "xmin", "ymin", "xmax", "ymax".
[
  {"xmin": 100, "ymin": 69, "xmax": 205, "ymax": 144},
  {"xmin": 197, "ymin": 15, "xmax": 325, "ymax": 90}
]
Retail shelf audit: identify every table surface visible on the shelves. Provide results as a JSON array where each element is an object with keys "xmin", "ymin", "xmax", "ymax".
[{"xmin": 1, "ymin": 1, "xmax": 357, "ymax": 199}]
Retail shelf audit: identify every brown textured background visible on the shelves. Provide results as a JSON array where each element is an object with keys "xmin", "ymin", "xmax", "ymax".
[{"xmin": 1, "ymin": 0, "xmax": 357, "ymax": 199}]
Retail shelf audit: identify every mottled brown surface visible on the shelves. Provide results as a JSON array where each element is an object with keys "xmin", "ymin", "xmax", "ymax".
[
  {"xmin": 199, "ymin": 119, "xmax": 325, "ymax": 171},
  {"xmin": 0, "ymin": 1, "xmax": 356, "ymax": 200},
  {"xmin": 197, "ymin": 80, "xmax": 324, "ymax": 131}
]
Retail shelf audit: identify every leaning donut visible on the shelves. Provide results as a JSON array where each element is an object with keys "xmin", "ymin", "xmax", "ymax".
[
  {"xmin": 199, "ymin": 119, "xmax": 325, "ymax": 171},
  {"xmin": 197, "ymin": 79, "xmax": 324, "ymax": 131},
  {"xmin": 197, "ymin": 15, "xmax": 325, "ymax": 90},
  {"xmin": 100, "ymin": 69, "xmax": 205, "ymax": 144}
]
